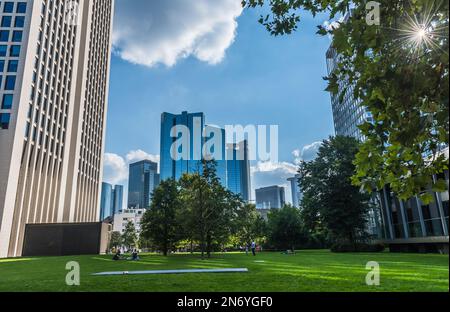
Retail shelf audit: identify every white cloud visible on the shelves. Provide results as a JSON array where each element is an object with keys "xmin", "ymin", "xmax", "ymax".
[
  {"xmin": 102, "ymin": 150, "xmax": 160, "ymax": 186},
  {"xmin": 292, "ymin": 141, "xmax": 322, "ymax": 164},
  {"xmin": 251, "ymin": 161, "xmax": 298, "ymax": 204},
  {"xmin": 113, "ymin": 0, "xmax": 243, "ymax": 67}
]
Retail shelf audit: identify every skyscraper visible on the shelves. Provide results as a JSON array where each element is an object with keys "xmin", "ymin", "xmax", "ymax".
[
  {"xmin": 0, "ymin": 0, "xmax": 114, "ymax": 258},
  {"xmin": 287, "ymin": 174, "xmax": 302, "ymax": 208},
  {"xmin": 160, "ymin": 111, "xmax": 205, "ymax": 181},
  {"xmin": 100, "ymin": 182, "xmax": 122, "ymax": 220},
  {"xmin": 128, "ymin": 160, "xmax": 159, "ymax": 209},
  {"xmin": 100, "ymin": 182, "xmax": 113, "ymax": 221},
  {"xmin": 112, "ymin": 184, "xmax": 123, "ymax": 215},
  {"xmin": 255, "ymin": 185, "xmax": 286, "ymax": 209},
  {"xmin": 326, "ymin": 45, "xmax": 373, "ymax": 141},
  {"xmin": 226, "ymin": 140, "xmax": 251, "ymax": 201}
]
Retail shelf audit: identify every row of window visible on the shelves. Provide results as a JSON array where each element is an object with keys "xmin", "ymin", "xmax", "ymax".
[
  {"xmin": 0, "ymin": 74, "xmax": 14, "ymax": 89},
  {"xmin": 0, "ymin": 2, "xmax": 27, "ymax": 14},
  {"xmin": 1, "ymin": 15, "xmax": 25, "ymax": 27},
  {"xmin": 0, "ymin": 29, "xmax": 22, "ymax": 42},
  {"xmin": 0, "ymin": 43, "xmax": 20, "ymax": 56},
  {"xmin": 0, "ymin": 59, "xmax": 17, "ymax": 71}
]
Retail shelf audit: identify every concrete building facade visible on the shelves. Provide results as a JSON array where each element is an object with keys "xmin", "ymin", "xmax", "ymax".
[{"xmin": 0, "ymin": 0, "xmax": 114, "ymax": 257}]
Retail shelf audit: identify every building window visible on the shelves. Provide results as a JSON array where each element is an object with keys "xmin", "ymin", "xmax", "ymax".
[
  {"xmin": 12, "ymin": 31, "xmax": 22, "ymax": 42},
  {"xmin": 7, "ymin": 60, "xmax": 18, "ymax": 72},
  {"xmin": 16, "ymin": 2, "xmax": 27, "ymax": 14},
  {"xmin": 4, "ymin": 75, "xmax": 15, "ymax": 90},
  {"xmin": 3, "ymin": 2, "xmax": 14, "ymax": 13},
  {"xmin": 1, "ymin": 16, "xmax": 12, "ymax": 27},
  {"xmin": 0, "ymin": 45, "xmax": 7, "ymax": 56},
  {"xmin": 0, "ymin": 113, "xmax": 11, "ymax": 129},
  {"xmin": 1, "ymin": 94, "xmax": 13, "ymax": 109},
  {"xmin": 10, "ymin": 45, "xmax": 20, "ymax": 56},
  {"xmin": 14, "ymin": 16, "xmax": 25, "ymax": 27},
  {"xmin": 0, "ymin": 30, "xmax": 10, "ymax": 42}
]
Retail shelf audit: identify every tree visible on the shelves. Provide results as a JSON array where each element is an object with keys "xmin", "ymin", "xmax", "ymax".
[
  {"xmin": 140, "ymin": 179, "xmax": 181, "ymax": 256},
  {"xmin": 299, "ymin": 136, "xmax": 370, "ymax": 243},
  {"xmin": 243, "ymin": 0, "xmax": 449, "ymax": 203},
  {"xmin": 121, "ymin": 221, "xmax": 138, "ymax": 250},
  {"xmin": 179, "ymin": 159, "xmax": 241, "ymax": 259},
  {"xmin": 234, "ymin": 203, "xmax": 265, "ymax": 246},
  {"xmin": 109, "ymin": 231, "xmax": 122, "ymax": 250},
  {"xmin": 267, "ymin": 204, "xmax": 306, "ymax": 251}
]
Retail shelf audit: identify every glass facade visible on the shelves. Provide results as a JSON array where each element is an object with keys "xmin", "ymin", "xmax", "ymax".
[
  {"xmin": 287, "ymin": 174, "xmax": 302, "ymax": 207},
  {"xmin": 326, "ymin": 45, "xmax": 373, "ymax": 141},
  {"xmin": 128, "ymin": 160, "xmax": 160, "ymax": 209},
  {"xmin": 100, "ymin": 182, "xmax": 112, "ymax": 221},
  {"xmin": 255, "ymin": 185, "xmax": 286, "ymax": 209},
  {"xmin": 379, "ymin": 169, "xmax": 449, "ymax": 240},
  {"xmin": 160, "ymin": 111, "xmax": 206, "ymax": 181},
  {"xmin": 226, "ymin": 140, "xmax": 251, "ymax": 201},
  {"xmin": 100, "ymin": 183, "xmax": 124, "ymax": 221}
]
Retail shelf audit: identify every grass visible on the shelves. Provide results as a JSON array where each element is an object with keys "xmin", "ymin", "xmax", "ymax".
[{"xmin": 0, "ymin": 250, "xmax": 448, "ymax": 292}]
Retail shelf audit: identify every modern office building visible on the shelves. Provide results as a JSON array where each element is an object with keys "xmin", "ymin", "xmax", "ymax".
[
  {"xmin": 326, "ymin": 45, "xmax": 373, "ymax": 141},
  {"xmin": 0, "ymin": 0, "xmax": 114, "ymax": 257},
  {"xmin": 100, "ymin": 182, "xmax": 123, "ymax": 221},
  {"xmin": 326, "ymin": 33, "xmax": 449, "ymax": 252},
  {"xmin": 112, "ymin": 184, "xmax": 123, "ymax": 215},
  {"xmin": 160, "ymin": 111, "xmax": 206, "ymax": 181},
  {"xmin": 160, "ymin": 111, "xmax": 228, "ymax": 187},
  {"xmin": 226, "ymin": 140, "xmax": 251, "ymax": 201},
  {"xmin": 255, "ymin": 185, "xmax": 286, "ymax": 209},
  {"xmin": 128, "ymin": 160, "xmax": 159, "ymax": 209},
  {"xmin": 287, "ymin": 174, "xmax": 302, "ymax": 208}
]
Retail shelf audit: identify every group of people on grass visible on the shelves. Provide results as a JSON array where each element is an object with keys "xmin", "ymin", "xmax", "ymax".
[
  {"xmin": 243, "ymin": 241, "xmax": 258, "ymax": 256},
  {"xmin": 112, "ymin": 247, "xmax": 140, "ymax": 261}
]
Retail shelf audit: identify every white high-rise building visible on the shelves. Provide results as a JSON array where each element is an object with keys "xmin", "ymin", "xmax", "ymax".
[{"xmin": 0, "ymin": 0, "xmax": 114, "ymax": 258}]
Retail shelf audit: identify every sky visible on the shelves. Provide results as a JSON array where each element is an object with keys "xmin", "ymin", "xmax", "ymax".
[{"xmin": 102, "ymin": 0, "xmax": 335, "ymax": 205}]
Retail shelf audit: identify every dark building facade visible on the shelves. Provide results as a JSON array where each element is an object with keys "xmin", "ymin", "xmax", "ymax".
[
  {"xmin": 128, "ymin": 160, "xmax": 159, "ymax": 209},
  {"xmin": 256, "ymin": 185, "xmax": 285, "ymax": 209}
]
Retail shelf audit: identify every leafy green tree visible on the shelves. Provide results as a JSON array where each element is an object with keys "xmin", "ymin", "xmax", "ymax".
[
  {"xmin": 140, "ymin": 179, "xmax": 181, "ymax": 256},
  {"xmin": 243, "ymin": 0, "xmax": 449, "ymax": 202},
  {"xmin": 267, "ymin": 204, "xmax": 306, "ymax": 251},
  {"xmin": 234, "ymin": 203, "xmax": 265, "ymax": 246},
  {"xmin": 299, "ymin": 136, "xmax": 370, "ymax": 243},
  {"xmin": 179, "ymin": 159, "xmax": 241, "ymax": 259},
  {"xmin": 121, "ymin": 221, "xmax": 138, "ymax": 250},
  {"xmin": 109, "ymin": 231, "xmax": 122, "ymax": 250}
]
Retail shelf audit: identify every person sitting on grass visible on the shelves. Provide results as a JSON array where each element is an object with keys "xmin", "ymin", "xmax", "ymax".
[
  {"xmin": 131, "ymin": 249, "xmax": 140, "ymax": 261},
  {"xmin": 112, "ymin": 250, "xmax": 122, "ymax": 261}
]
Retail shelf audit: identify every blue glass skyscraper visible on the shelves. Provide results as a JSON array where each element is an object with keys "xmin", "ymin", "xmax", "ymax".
[
  {"xmin": 100, "ymin": 183, "xmax": 123, "ymax": 220},
  {"xmin": 226, "ymin": 140, "xmax": 251, "ymax": 201},
  {"xmin": 128, "ymin": 160, "xmax": 160, "ymax": 209},
  {"xmin": 160, "ymin": 111, "xmax": 206, "ymax": 181},
  {"xmin": 100, "ymin": 183, "xmax": 113, "ymax": 221}
]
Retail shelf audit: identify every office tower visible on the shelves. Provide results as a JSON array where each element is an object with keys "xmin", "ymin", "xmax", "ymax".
[
  {"xmin": 100, "ymin": 182, "xmax": 113, "ymax": 221},
  {"xmin": 287, "ymin": 174, "xmax": 302, "ymax": 208},
  {"xmin": 112, "ymin": 184, "xmax": 123, "ymax": 215},
  {"xmin": 128, "ymin": 160, "xmax": 159, "ymax": 209},
  {"xmin": 100, "ymin": 183, "xmax": 122, "ymax": 220},
  {"xmin": 326, "ymin": 46, "xmax": 373, "ymax": 141},
  {"xmin": 160, "ymin": 111, "xmax": 205, "ymax": 181},
  {"xmin": 326, "ymin": 32, "xmax": 449, "ymax": 250},
  {"xmin": 255, "ymin": 185, "xmax": 286, "ymax": 209},
  {"xmin": 205, "ymin": 124, "xmax": 227, "ymax": 187},
  {"xmin": 226, "ymin": 140, "xmax": 251, "ymax": 201},
  {"xmin": 0, "ymin": 0, "xmax": 114, "ymax": 257}
]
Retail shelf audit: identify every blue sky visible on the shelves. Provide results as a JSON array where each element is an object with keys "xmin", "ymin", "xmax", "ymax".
[{"xmin": 103, "ymin": 1, "xmax": 335, "ymax": 204}]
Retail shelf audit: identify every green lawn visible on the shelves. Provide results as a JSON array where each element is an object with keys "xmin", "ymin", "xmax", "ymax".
[{"xmin": 0, "ymin": 250, "xmax": 448, "ymax": 292}]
